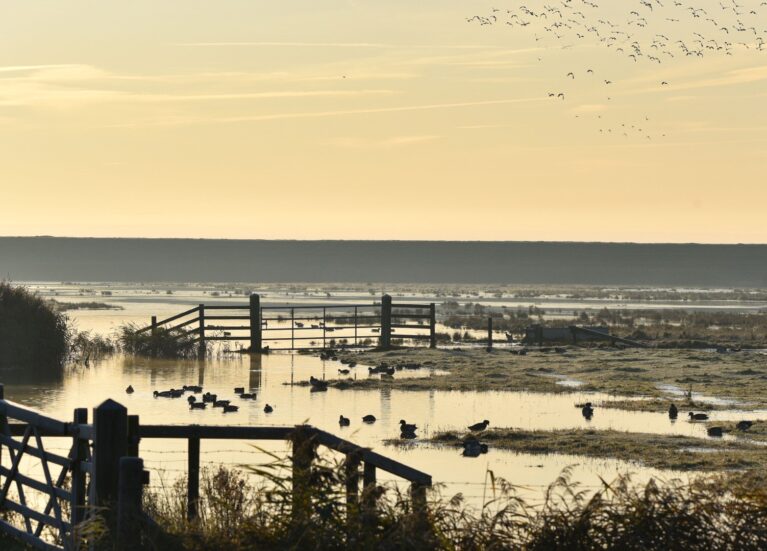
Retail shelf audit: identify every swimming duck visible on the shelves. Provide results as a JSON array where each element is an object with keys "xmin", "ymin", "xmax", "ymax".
[
  {"xmin": 338, "ymin": 369, "xmax": 350, "ymax": 375},
  {"xmin": 689, "ymin": 412, "xmax": 709, "ymax": 421},
  {"xmin": 190, "ymin": 402, "xmax": 207, "ymax": 410},
  {"xmin": 264, "ymin": 404, "xmax": 274, "ymax": 413},
  {"xmin": 468, "ymin": 420, "xmax": 490, "ymax": 432},
  {"xmin": 213, "ymin": 400, "xmax": 230, "ymax": 408},
  {"xmin": 223, "ymin": 404, "xmax": 239, "ymax": 413},
  {"xmin": 707, "ymin": 426, "xmax": 723, "ymax": 437},
  {"xmin": 234, "ymin": 387, "xmax": 245, "ymax": 394},
  {"xmin": 399, "ymin": 420, "xmax": 417, "ymax": 433},
  {"xmin": 126, "ymin": 385, "xmax": 134, "ymax": 394},
  {"xmin": 188, "ymin": 395, "xmax": 197, "ymax": 404},
  {"xmin": 240, "ymin": 393, "xmax": 256, "ymax": 400},
  {"xmin": 339, "ymin": 415, "xmax": 350, "ymax": 427},
  {"xmin": 737, "ymin": 420, "xmax": 753, "ymax": 431},
  {"xmin": 202, "ymin": 393, "xmax": 217, "ymax": 403},
  {"xmin": 362, "ymin": 415, "xmax": 376, "ymax": 424},
  {"xmin": 183, "ymin": 385, "xmax": 202, "ymax": 393}
]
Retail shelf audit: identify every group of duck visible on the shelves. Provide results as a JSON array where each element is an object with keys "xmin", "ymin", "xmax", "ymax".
[
  {"xmin": 126, "ymin": 384, "xmax": 275, "ymax": 414},
  {"xmin": 668, "ymin": 403, "xmax": 753, "ymax": 437}
]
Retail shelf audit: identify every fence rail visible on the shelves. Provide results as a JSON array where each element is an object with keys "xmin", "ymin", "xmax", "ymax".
[
  {"xmin": 135, "ymin": 294, "xmax": 437, "ymax": 352},
  {"xmin": 0, "ymin": 386, "xmax": 431, "ymax": 549}
]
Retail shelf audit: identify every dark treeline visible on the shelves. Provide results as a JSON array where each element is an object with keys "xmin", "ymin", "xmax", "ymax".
[{"xmin": 2, "ymin": 237, "xmax": 767, "ymax": 286}]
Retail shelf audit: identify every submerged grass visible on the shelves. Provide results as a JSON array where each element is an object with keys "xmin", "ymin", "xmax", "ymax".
[
  {"xmin": 428, "ymin": 428, "xmax": 767, "ymax": 471},
  {"xmin": 123, "ymin": 450, "xmax": 767, "ymax": 550},
  {"xmin": 330, "ymin": 347, "xmax": 767, "ymax": 410},
  {"xmin": 117, "ymin": 322, "xmax": 202, "ymax": 359}
]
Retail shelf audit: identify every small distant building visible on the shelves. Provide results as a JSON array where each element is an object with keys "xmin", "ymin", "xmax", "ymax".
[{"xmin": 523, "ymin": 324, "xmax": 610, "ymax": 344}]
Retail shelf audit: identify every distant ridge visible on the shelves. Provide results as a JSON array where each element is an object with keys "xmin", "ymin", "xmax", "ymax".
[{"xmin": 1, "ymin": 237, "xmax": 766, "ymax": 286}]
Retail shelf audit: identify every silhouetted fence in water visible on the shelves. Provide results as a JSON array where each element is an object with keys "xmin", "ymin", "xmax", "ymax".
[
  {"xmin": 0, "ymin": 385, "xmax": 431, "ymax": 549},
  {"xmin": 135, "ymin": 294, "xmax": 437, "ymax": 351}
]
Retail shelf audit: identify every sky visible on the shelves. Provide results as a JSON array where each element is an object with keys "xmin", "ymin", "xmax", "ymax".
[{"xmin": 1, "ymin": 0, "xmax": 766, "ymax": 243}]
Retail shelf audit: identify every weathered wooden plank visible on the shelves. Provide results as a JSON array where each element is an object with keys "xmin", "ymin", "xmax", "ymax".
[
  {"xmin": 0, "ymin": 435, "xmax": 71, "ymax": 468},
  {"xmin": 0, "ymin": 517, "xmax": 63, "ymax": 551},
  {"xmin": 138, "ymin": 425, "xmax": 295, "ymax": 440},
  {"xmin": 0, "ymin": 466, "xmax": 71, "ymax": 501},
  {"xmin": 2, "ymin": 499, "xmax": 72, "ymax": 531},
  {"xmin": 0, "ymin": 403, "xmax": 69, "ymax": 436},
  {"xmin": 135, "ymin": 306, "xmax": 201, "ymax": 333}
]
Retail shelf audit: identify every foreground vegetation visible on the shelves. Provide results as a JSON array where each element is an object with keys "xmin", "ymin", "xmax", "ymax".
[
  {"xmin": 429, "ymin": 429, "xmax": 767, "ymax": 471},
  {"xmin": 126, "ymin": 457, "xmax": 767, "ymax": 549},
  {"xmin": 117, "ymin": 322, "xmax": 203, "ymax": 359},
  {"xmin": 329, "ymin": 347, "xmax": 767, "ymax": 410}
]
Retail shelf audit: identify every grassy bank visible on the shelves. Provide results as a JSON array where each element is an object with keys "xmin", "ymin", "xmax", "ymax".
[
  {"xmin": 0, "ymin": 282, "xmax": 69, "ymax": 368},
  {"xmin": 428, "ymin": 428, "xmax": 767, "ymax": 471},
  {"xmin": 326, "ymin": 347, "xmax": 767, "ymax": 409},
  {"xmin": 135, "ymin": 457, "xmax": 767, "ymax": 550}
]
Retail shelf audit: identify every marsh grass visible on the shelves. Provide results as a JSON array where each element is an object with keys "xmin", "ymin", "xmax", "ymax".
[
  {"xmin": 0, "ymin": 282, "xmax": 70, "ymax": 368},
  {"xmin": 134, "ymin": 450, "xmax": 767, "ymax": 550},
  {"xmin": 117, "ymin": 323, "xmax": 203, "ymax": 358}
]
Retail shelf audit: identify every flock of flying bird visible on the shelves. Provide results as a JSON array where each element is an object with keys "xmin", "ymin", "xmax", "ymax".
[{"xmin": 468, "ymin": 0, "xmax": 767, "ymax": 140}]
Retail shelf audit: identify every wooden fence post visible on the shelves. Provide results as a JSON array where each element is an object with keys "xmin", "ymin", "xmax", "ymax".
[
  {"xmin": 249, "ymin": 294, "xmax": 262, "ymax": 352},
  {"xmin": 291, "ymin": 427, "xmax": 316, "ymax": 524},
  {"xmin": 116, "ymin": 457, "xmax": 144, "ymax": 550},
  {"xmin": 487, "ymin": 317, "xmax": 493, "ymax": 351},
  {"xmin": 127, "ymin": 415, "xmax": 140, "ymax": 457},
  {"xmin": 150, "ymin": 316, "xmax": 157, "ymax": 337},
  {"xmin": 429, "ymin": 303, "xmax": 437, "ymax": 349},
  {"xmin": 198, "ymin": 304, "xmax": 206, "ymax": 357},
  {"xmin": 410, "ymin": 482, "xmax": 428, "ymax": 527},
  {"xmin": 71, "ymin": 408, "xmax": 88, "ymax": 529},
  {"xmin": 92, "ymin": 399, "xmax": 128, "ymax": 526},
  {"xmin": 380, "ymin": 295, "xmax": 392, "ymax": 350},
  {"xmin": 187, "ymin": 435, "xmax": 200, "ymax": 521}
]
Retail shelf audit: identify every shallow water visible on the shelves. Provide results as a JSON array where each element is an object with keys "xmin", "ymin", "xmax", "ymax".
[{"xmin": 4, "ymin": 283, "xmax": 760, "ymax": 506}]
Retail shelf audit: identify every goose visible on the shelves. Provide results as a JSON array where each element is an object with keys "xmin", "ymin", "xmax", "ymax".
[
  {"xmin": 240, "ymin": 392, "xmax": 256, "ymax": 400},
  {"xmin": 362, "ymin": 414, "xmax": 377, "ymax": 424},
  {"xmin": 737, "ymin": 420, "xmax": 753, "ymax": 431},
  {"xmin": 468, "ymin": 420, "xmax": 490, "ymax": 432},
  {"xmin": 234, "ymin": 387, "xmax": 245, "ymax": 394},
  {"xmin": 223, "ymin": 404, "xmax": 239, "ymax": 413},
  {"xmin": 213, "ymin": 400, "xmax": 230, "ymax": 408},
  {"xmin": 707, "ymin": 426, "xmax": 723, "ymax": 437},
  {"xmin": 689, "ymin": 412, "xmax": 709, "ymax": 421},
  {"xmin": 399, "ymin": 420, "xmax": 417, "ymax": 433},
  {"xmin": 126, "ymin": 385, "xmax": 134, "ymax": 394},
  {"xmin": 668, "ymin": 404, "xmax": 678, "ymax": 419},
  {"xmin": 190, "ymin": 402, "xmax": 207, "ymax": 410},
  {"xmin": 264, "ymin": 404, "xmax": 274, "ymax": 413},
  {"xmin": 339, "ymin": 415, "xmax": 351, "ymax": 427}
]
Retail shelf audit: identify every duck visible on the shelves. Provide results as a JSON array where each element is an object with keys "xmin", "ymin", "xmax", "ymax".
[
  {"xmin": 362, "ymin": 415, "xmax": 377, "ymax": 424},
  {"xmin": 339, "ymin": 415, "xmax": 351, "ymax": 427},
  {"xmin": 240, "ymin": 393, "xmax": 257, "ymax": 400},
  {"xmin": 707, "ymin": 426, "xmax": 723, "ymax": 437},
  {"xmin": 737, "ymin": 420, "xmax": 753, "ymax": 431},
  {"xmin": 468, "ymin": 420, "xmax": 490, "ymax": 432},
  {"xmin": 309, "ymin": 376, "xmax": 328, "ymax": 392},
  {"xmin": 213, "ymin": 400, "xmax": 230, "ymax": 408},
  {"xmin": 223, "ymin": 404, "xmax": 239, "ymax": 413},
  {"xmin": 462, "ymin": 436, "xmax": 490, "ymax": 457},
  {"xmin": 126, "ymin": 385, "xmax": 134, "ymax": 394},
  {"xmin": 202, "ymin": 393, "xmax": 217, "ymax": 403},
  {"xmin": 183, "ymin": 385, "xmax": 202, "ymax": 393},
  {"xmin": 348, "ymin": 361, "xmax": 357, "ymax": 368},
  {"xmin": 668, "ymin": 404, "xmax": 678, "ymax": 419},
  {"xmin": 399, "ymin": 420, "xmax": 417, "ymax": 433},
  {"xmin": 234, "ymin": 387, "xmax": 245, "ymax": 395},
  {"xmin": 582, "ymin": 403, "xmax": 594, "ymax": 420},
  {"xmin": 153, "ymin": 390, "xmax": 172, "ymax": 398},
  {"xmin": 689, "ymin": 412, "xmax": 709, "ymax": 421},
  {"xmin": 338, "ymin": 369, "xmax": 350, "ymax": 375},
  {"xmin": 264, "ymin": 404, "xmax": 274, "ymax": 413},
  {"xmin": 187, "ymin": 395, "xmax": 197, "ymax": 404},
  {"xmin": 190, "ymin": 402, "xmax": 207, "ymax": 410}
]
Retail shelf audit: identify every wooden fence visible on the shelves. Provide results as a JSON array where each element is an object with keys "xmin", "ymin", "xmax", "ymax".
[
  {"xmin": 0, "ymin": 385, "xmax": 431, "ymax": 549},
  {"xmin": 135, "ymin": 294, "xmax": 437, "ymax": 351}
]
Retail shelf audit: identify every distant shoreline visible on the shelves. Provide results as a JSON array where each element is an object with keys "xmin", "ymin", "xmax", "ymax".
[{"xmin": 2, "ymin": 237, "xmax": 766, "ymax": 286}]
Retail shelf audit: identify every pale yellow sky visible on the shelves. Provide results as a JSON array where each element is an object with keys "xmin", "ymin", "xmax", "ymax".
[{"xmin": 1, "ymin": 1, "xmax": 766, "ymax": 243}]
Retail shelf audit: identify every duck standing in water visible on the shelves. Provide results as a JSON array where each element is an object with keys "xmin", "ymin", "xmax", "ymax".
[
  {"xmin": 668, "ymin": 404, "xmax": 678, "ymax": 419},
  {"xmin": 339, "ymin": 415, "xmax": 350, "ymax": 427},
  {"xmin": 581, "ymin": 403, "xmax": 594, "ymax": 420}
]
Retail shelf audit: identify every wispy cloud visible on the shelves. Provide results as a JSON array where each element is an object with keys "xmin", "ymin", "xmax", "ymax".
[{"xmin": 110, "ymin": 97, "xmax": 544, "ymax": 127}]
